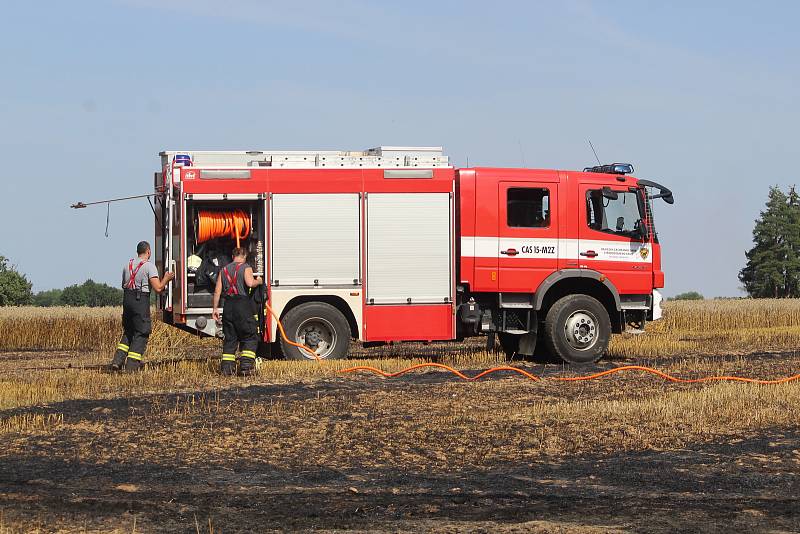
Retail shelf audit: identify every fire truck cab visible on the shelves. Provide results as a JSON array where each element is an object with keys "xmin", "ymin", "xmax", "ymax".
[{"xmin": 155, "ymin": 147, "xmax": 672, "ymax": 364}]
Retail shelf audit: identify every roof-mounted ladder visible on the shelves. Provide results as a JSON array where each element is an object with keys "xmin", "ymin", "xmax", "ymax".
[{"xmin": 160, "ymin": 146, "xmax": 450, "ymax": 169}]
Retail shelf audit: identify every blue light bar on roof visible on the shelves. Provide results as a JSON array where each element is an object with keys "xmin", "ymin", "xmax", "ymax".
[{"xmin": 584, "ymin": 163, "xmax": 634, "ymax": 175}]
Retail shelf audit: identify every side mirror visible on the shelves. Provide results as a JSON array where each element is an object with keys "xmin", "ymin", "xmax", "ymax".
[
  {"xmin": 637, "ymin": 179, "xmax": 674, "ymax": 205},
  {"xmin": 650, "ymin": 191, "xmax": 674, "ymax": 204},
  {"xmin": 602, "ymin": 186, "xmax": 619, "ymax": 200}
]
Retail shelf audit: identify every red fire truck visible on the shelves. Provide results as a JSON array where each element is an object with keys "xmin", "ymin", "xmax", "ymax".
[{"xmin": 154, "ymin": 146, "xmax": 673, "ymax": 364}]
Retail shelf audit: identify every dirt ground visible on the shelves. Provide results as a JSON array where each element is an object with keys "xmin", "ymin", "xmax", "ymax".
[{"xmin": 1, "ymin": 348, "xmax": 800, "ymax": 533}]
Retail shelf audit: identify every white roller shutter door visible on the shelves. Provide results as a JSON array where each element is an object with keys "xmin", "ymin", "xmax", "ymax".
[
  {"xmin": 271, "ymin": 194, "xmax": 360, "ymax": 286},
  {"xmin": 367, "ymin": 193, "xmax": 452, "ymax": 304}
]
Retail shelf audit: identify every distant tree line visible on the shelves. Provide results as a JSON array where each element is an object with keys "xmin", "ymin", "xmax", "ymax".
[
  {"xmin": 34, "ymin": 280, "xmax": 123, "ymax": 307},
  {"xmin": 0, "ymin": 255, "xmax": 123, "ymax": 306},
  {"xmin": 669, "ymin": 291, "xmax": 704, "ymax": 301}
]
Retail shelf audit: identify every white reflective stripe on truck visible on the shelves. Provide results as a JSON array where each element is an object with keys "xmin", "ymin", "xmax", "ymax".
[{"xmin": 460, "ymin": 236, "xmax": 652, "ymax": 263}]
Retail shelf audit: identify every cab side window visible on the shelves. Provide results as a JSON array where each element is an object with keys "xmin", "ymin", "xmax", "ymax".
[
  {"xmin": 507, "ymin": 188, "xmax": 549, "ymax": 228},
  {"xmin": 586, "ymin": 190, "xmax": 643, "ymax": 237}
]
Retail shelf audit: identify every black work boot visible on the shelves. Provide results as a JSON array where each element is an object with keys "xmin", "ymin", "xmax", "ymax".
[
  {"xmin": 110, "ymin": 351, "xmax": 127, "ymax": 371},
  {"xmin": 220, "ymin": 360, "xmax": 235, "ymax": 376},
  {"xmin": 238, "ymin": 356, "xmax": 256, "ymax": 376},
  {"xmin": 124, "ymin": 358, "xmax": 143, "ymax": 372}
]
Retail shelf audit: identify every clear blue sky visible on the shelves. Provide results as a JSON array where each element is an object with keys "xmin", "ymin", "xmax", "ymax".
[{"xmin": 1, "ymin": 1, "xmax": 798, "ymax": 297}]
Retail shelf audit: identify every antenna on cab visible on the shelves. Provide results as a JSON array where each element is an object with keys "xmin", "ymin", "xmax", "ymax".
[{"xmin": 588, "ymin": 140, "xmax": 602, "ymax": 165}]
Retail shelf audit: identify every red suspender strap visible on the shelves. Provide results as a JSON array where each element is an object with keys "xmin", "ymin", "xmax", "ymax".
[
  {"xmin": 223, "ymin": 264, "xmax": 243, "ymax": 296},
  {"xmin": 127, "ymin": 260, "xmax": 145, "ymax": 289},
  {"xmin": 222, "ymin": 267, "xmax": 234, "ymax": 295},
  {"xmin": 224, "ymin": 263, "xmax": 245, "ymax": 296}
]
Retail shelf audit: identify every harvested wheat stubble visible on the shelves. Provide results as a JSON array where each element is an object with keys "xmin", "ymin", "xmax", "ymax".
[
  {"xmin": 0, "ymin": 306, "xmax": 216, "ymax": 354},
  {"xmin": 2, "ymin": 299, "xmax": 800, "ymax": 414},
  {"xmin": 4, "ymin": 299, "xmax": 800, "ymax": 358}
]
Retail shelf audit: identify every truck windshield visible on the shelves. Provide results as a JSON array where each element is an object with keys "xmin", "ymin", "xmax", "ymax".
[{"xmin": 586, "ymin": 190, "xmax": 644, "ymax": 238}]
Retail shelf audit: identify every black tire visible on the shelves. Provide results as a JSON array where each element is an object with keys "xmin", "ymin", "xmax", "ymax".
[
  {"xmin": 543, "ymin": 294, "xmax": 611, "ymax": 365},
  {"xmin": 497, "ymin": 332, "xmax": 520, "ymax": 360},
  {"xmin": 279, "ymin": 302, "xmax": 351, "ymax": 360}
]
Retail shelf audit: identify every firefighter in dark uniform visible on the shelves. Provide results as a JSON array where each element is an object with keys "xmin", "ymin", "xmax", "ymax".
[
  {"xmin": 212, "ymin": 247, "xmax": 263, "ymax": 376},
  {"xmin": 110, "ymin": 241, "xmax": 174, "ymax": 371}
]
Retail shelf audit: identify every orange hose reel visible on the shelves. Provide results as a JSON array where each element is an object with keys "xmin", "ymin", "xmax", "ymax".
[{"xmin": 196, "ymin": 210, "xmax": 251, "ymax": 248}]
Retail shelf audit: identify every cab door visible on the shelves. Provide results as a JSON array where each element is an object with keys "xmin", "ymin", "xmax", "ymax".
[
  {"xmin": 497, "ymin": 179, "xmax": 559, "ymax": 292},
  {"xmin": 578, "ymin": 184, "xmax": 652, "ymax": 294}
]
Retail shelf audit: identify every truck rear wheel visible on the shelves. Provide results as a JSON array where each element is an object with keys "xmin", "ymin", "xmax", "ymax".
[
  {"xmin": 543, "ymin": 294, "xmax": 611, "ymax": 365},
  {"xmin": 279, "ymin": 302, "xmax": 350, "ymax": 360}
]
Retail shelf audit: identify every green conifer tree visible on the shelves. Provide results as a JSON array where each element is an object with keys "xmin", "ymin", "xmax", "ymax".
[{"xmin": 739, "ymin": 186, "xmax": 800, "ymax": 297}]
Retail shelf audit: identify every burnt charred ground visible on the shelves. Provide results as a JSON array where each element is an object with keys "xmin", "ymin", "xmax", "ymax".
[
  {"xmin": 1, "ymin": 350, "xmax": 800, "ymax": 533},
  {"xmin": 3, "ymin": 429, "xmax": 799, "ymax": 533}
]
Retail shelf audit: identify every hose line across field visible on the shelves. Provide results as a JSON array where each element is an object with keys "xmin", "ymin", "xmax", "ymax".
[
  {"xmin": 337, "ymin": 362, "xmax": 800, "ymax": 385},
  {"xmin": 264, "ymin": 304, "xmax": 800, "ymax": 385}
]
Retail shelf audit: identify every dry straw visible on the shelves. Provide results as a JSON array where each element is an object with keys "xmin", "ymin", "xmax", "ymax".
[
  {"xmin": 0, "ymin": 306, "xmax": 215, "ymax": 354},
  {"xmin": 3, "ymin": 299, "xmax": 800, "ymax": 413}
]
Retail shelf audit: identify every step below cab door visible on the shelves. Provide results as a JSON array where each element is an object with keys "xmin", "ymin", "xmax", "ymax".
[
  {"xmin": 497, "ymin": 177, "xmax": 559, "ymax": 292},
  {"xmin": 578, "ymin": 184, "xmax": 652, "ymax": 294}
]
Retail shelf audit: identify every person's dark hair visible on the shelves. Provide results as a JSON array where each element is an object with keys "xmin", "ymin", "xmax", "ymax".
[
  {"xmin": 232, "ymin": 247, "xmax": 247, "ymax": 259},
  {"xmin": 137, "ymin": 241, "xmax": 151, "ymax": 255}
]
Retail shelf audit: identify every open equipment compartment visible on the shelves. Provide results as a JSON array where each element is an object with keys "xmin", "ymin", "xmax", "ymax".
[{"xmin": 181, "ymin": 194, "xmax": 267, "ymax": 335}]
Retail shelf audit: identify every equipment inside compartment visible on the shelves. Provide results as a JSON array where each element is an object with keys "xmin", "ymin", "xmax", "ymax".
[{"xmin": 185, "ymin": 200, "xmax": 265, "ymax": 308}]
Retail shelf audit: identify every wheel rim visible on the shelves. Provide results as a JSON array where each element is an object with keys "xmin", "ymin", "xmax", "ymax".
[
  {"xmin": 564, "ymin": 310, "xmax": 598, "ymax": 351},
  {"xmin": 295, "ymin": 316, "xmax": 337, "ymax": 359}
]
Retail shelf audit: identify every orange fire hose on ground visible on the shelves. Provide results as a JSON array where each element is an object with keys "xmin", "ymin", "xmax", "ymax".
[
  {"xmin": 265, "ymin": 303, "xmax": 321, "ymax": 361},
  {"xmin": 197, "ymin": 210, "xmax": 251, "ymax": 248},
  {"xmin": 336, "ymin": 362, "xmax": 800, "ymax": 384},
  {"xmin": 263, "ymin": 304, "xmax": 800, "ymax": 385}
]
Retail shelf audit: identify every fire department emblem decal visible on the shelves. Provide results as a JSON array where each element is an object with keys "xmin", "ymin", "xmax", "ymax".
[{"xmin": 639, "ymin": 247, "xmax": 650, "ymax": 260}]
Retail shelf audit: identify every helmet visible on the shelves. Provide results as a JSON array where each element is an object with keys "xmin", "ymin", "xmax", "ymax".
[{"xmin": 187, "ymin": 254, "xmax": 202, "ymax": 272}]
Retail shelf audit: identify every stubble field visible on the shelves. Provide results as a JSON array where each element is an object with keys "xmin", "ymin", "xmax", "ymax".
[{"xmin": 1, "ymin": 300, "xmax": 800, "ymax": 533}]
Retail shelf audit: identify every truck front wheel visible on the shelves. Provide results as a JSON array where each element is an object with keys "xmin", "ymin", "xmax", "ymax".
[
  {"xmin": 543, "ymin": 294, "xmax": 611, "ymax": 364},
  {"xmin": 279, "ymin": 302, "xmax": 350, "ymax": 360}
]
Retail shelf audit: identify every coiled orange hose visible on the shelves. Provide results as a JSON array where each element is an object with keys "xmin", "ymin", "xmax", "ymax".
[{"xmin": 197, "ymin": 210, "xmax": 251, "ymax": 248}]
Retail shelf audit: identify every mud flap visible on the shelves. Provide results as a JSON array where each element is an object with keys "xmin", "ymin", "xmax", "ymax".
[{"xmin": 517, "ymin": 330, "xmax": 538, "ymax": 357}]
